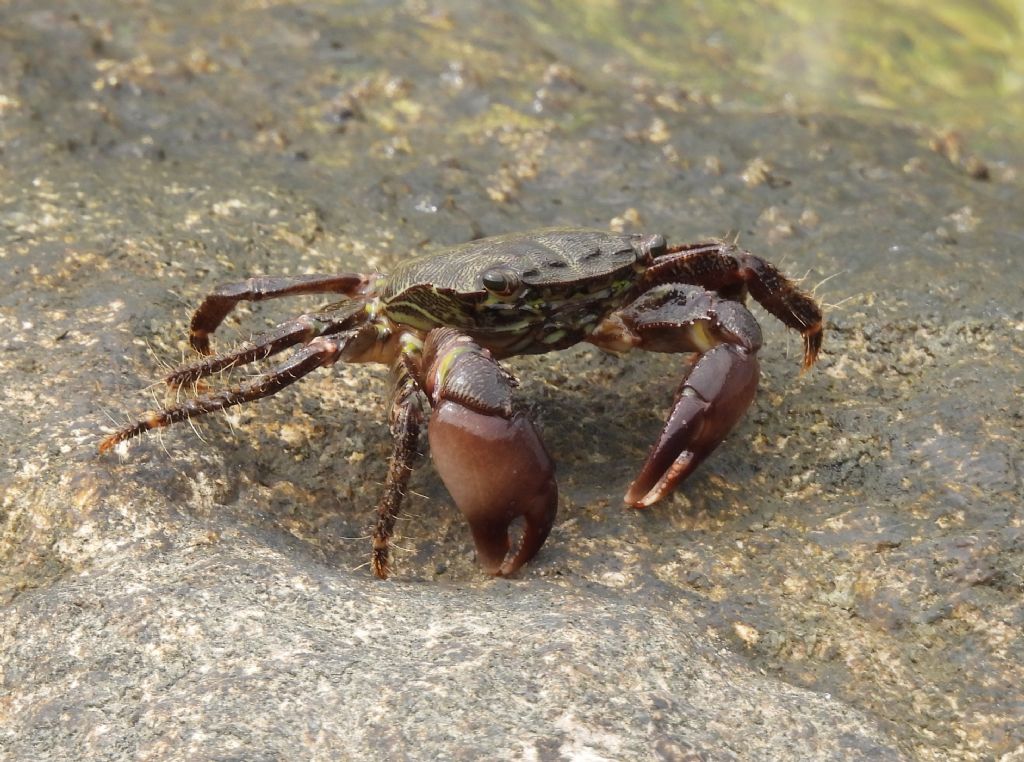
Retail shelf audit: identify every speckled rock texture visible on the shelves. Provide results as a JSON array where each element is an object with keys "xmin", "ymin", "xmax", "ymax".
[
  {"xmin": 1, "ymin": 2, "xmax": 1020, "ymax": 760},
  {"xmin": 3, "ymin": 543, "xmax": 900, "ymax": 760}
]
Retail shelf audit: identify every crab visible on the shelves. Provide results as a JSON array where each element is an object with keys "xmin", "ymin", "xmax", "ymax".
[{"xmin": 100, "ymin": 229, "xmax": 823, "ymax": 578}]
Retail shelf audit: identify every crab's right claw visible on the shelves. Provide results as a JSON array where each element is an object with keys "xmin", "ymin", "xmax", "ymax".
[
  {"xmin": 429, "ymin": 403, "xmax": 557, "ymax": 575},
  {"xmin": 625, "ymin": 343, "xmax": 760, "ymax": 508}
]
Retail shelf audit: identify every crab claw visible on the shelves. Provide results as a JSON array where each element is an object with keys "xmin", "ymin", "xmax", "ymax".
[
  {"xmin": 625, "ymin": 343, "xmax": 760, "ymax": 508},
  {"xmin": 428, "ymin": 401, "xmax": 557, "ymax": 575}
]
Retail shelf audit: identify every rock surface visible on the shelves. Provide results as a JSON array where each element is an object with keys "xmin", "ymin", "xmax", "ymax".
[
  {"xmin": 2, "ymin": 542, "xmax": 899, "ymax": 759},
  {"xmin": 1, "ymin": 1, "xmax": 1021, "ymax": 760}
]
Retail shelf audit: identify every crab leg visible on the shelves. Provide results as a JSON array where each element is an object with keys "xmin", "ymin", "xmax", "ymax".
[
  {"xmin": 371, "ymin": 364, "xmax": 426, "ymax": 580},
  {"xmin": 643, "ymin": 241, "xmax": 823, "ymax": 369},
  {"xmin": 420, "ymin": 328, "xmax": 558, "ymax": 576},
  {"xmin": 98, "ymin": 328, "xmax": 372, "ymax": 453},
  {"xmin": 166, "ymin": 300, "xmax": 368, "ymax": 387},
  {"xmin": 188, "ymin": 273, "xmax": 374, "ymax": 354},
  {"xmin": 589, "ymin": 283, "xmax": 764, "ymax": 507}
]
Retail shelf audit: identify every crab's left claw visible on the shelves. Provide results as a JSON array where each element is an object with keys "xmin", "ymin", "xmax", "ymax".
[
  {"xmin": 422, "ymin": 329, "xmax": 557, "ymax": 575},
  {"xmin": 587, "ymin": 285, "xmax": 772, "ymax": 508},
  {"xmin": 625, "ymin": 343, "xmax": 760, "ymax": 507}
]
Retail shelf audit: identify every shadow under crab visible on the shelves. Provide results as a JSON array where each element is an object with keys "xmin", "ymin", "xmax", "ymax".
[{"xmin": 100, "ymin": 228, "xmax": 823, "ymax": 578}]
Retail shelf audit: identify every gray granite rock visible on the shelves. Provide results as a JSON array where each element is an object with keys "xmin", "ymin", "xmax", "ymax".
[{"xmin": 1, "ymin": 541, "xmax": 900, "ymax": 760}]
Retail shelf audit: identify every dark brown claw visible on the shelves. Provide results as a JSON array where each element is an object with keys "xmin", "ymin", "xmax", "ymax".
[
  {"xmin": 625, "ymin": 343, "xmax": 759, "ymax": 507},
  {"xmin": 428, "ymin": 402, "xmax": 557, "ymax": 576},
  {"xmin": 420, "ymin": 328, "xmax": 558, "ymax": 575}
]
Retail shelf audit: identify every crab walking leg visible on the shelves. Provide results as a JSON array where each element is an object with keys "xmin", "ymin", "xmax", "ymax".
[
  {"xmin": 371, "ymin": 364, "xmax": 426, "ymax": 580},
  {"xmin": 589, "ymin": 284, "xmax": 764, "ymax": 508},
  {"xmin": 167, "ymin": 317, "xmax": 326, "ymax": 387},
  {"xmin": 189, "ymin": 273, "xmax": 374, "ymax": 354},
  {"xmin": 98, "ymin": 332, "xmax": 356, "ymax": 453},
  {"xmin": 420, "ymin": 328, "xmax": 558, "ymax": 576},
  {"xmin": 166, "ymin": 301, "xmax": 368, "ymax": 388},
  {"xmin": 643, "ymin": 241, "xmax": 823, "ymax": 369}
]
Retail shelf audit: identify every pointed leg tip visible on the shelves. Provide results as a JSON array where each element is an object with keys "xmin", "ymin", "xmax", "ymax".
[
  {"xmin": 371, "ymin": 551, "xmax": 391, "ymax": 580},
  {"xmin": 190, "ymin": 332, "xmax": 212, "ymax": 355},
  {"xmin": 802, "ymin": 324, "xmax": 823, "ymax": 370}
]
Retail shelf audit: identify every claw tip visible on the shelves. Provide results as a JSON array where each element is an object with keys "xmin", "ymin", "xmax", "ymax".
[{"xmin": 625, "ymin": 451, "xmax": 695, "ymax": 508}]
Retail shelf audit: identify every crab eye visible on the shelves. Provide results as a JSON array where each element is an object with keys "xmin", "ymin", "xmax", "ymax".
[
  {"xmin": 634, "ymin": 233, "xmax": 666, "ymax": 263},
  {"xmin": 481, "ymin": 267, "xmax": 522, "ymax": 296}
]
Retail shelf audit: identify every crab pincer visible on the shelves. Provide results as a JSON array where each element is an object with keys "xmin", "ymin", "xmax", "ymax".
[
  {"xmin": 624, "ymin": 343, "xmax": 760, "ymax": 507},
  {"xmin": 422, "ymin": 329, "xmax": 557, "ymax": 575},
  {"xmin": 586, "ymin": 284, "xmax": 772, "ymax": 508}
]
